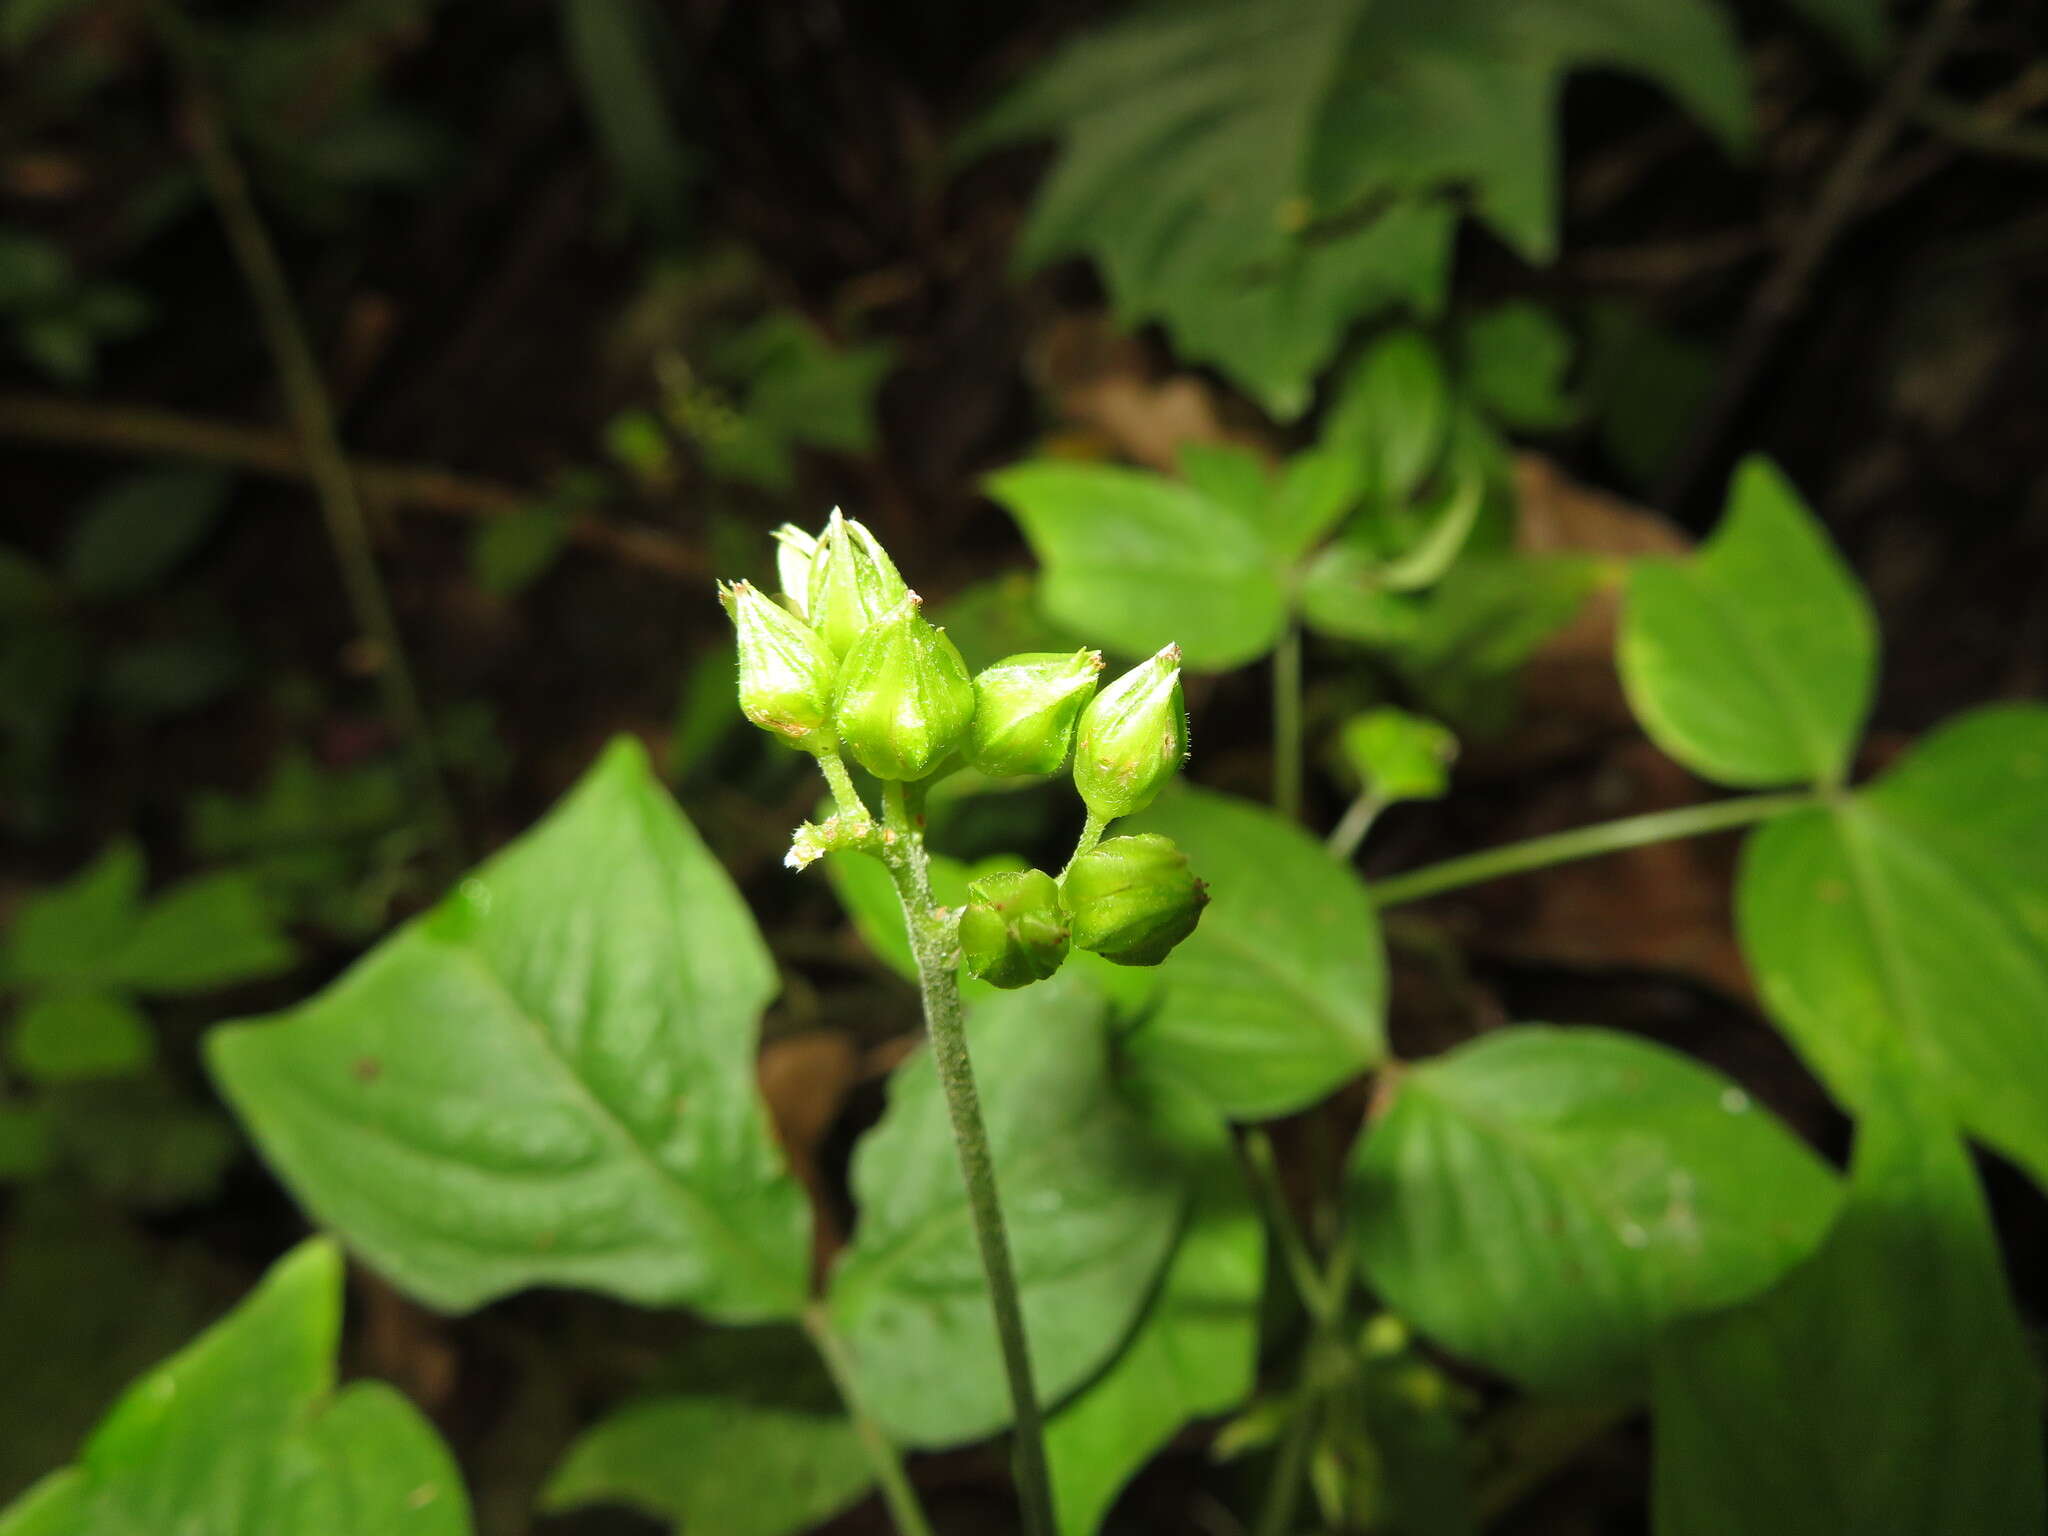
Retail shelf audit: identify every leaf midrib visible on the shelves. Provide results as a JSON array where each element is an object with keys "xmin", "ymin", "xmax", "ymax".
[{"xmin": 447, "ymin": 942, "xmax": 802, "ymax": 1310}]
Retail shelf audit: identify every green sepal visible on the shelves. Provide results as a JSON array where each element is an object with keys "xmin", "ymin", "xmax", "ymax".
[
  {"xmin": 959, "ymin": 869, "xmax": 1071, "ymax": 989},
  {"xmin": 831, "ymin": 592, "xmax": 976, "ymax": 781},
  {"xmin": 1073, "ymin": 645, "xmax": 1188, "ymax": 820},
  {"xmin": 807, "ymin": 508, "xmax": 909, "ymax": 657},
  {"xmin": 719, "ymin": 579, "xmax": 838, "ymax": 749},
  {"xmin": 1063, "ymin": 834, "xmax": 1207, "ymax": 967},
  {"xmin": 966, "ymin": 649, "xmax": 1103, "ymax": 778}
]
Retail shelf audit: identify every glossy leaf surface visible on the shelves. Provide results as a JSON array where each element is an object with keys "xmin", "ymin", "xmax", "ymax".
[
  {"xmin": 1125, "ymin": 789, "xmax": 1384, "ymax": 1119},
  {"xmin": 1738, "ymin": 704, "xmax": 2048, "ymax": 1191},
  {"xmin": 210, "ymin": 739, "xmax": 810, "ymax": 1319},
  {"xmin": 1349, "ymin": 1027, "xmax": 1838, "ymax": 1389},
  {"xmin": 1622, "ymin": 458, "xmax": 1876, "ymax": 788}
]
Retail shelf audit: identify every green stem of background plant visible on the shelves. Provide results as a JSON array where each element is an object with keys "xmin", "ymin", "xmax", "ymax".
[
  {"xmin": 880, "ymin": 780, "xmax": 1058, "ymax": 1536},
  {"xmin": 802, "ymin": 1303, "xmax": 938, "ymax": 1536},
  {"xmin": 1369, "ymin": 791, "xmax": 1817, "ymax": 909},
  {"xmin": 1326, "ymin": 791, "xmax": 1385, "ymax": 862},
  {"xmin": 1242, "ymin": 1127, "xmax": 1340, "ymax": 1329},
  {"xmin": 1272, "ymin": 626, "xmax": 1304, "ymax": 823}
]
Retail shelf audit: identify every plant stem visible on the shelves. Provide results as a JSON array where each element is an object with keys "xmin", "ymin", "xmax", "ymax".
[
  {"xmin": 1369, "ymin": 791, "xmax": 1817, "ymax": 910},
  {"xmin": 1272, "ymin": 626, "xmax": 1303, "ymax": 824},
  {"xmin": 879, "ymin": 781, "xmax": 1057, "ymax": 1536},
  {"xmin": 1242, "ymin": 1128, "xmax": 1339, "ymax": 1329},
  {"xmin": 1656, "ymin": 0, "xmax": 1974, "ymax": 511},
  {"xmin": 1255, "ymin": 1388, "xmax": 1318, "ymax": 1536},
  {"xmin": 812, "ymin": 746, "xmax": 871, "ymax": 823},
  {"xmin": 1059, "ymin": 809, "xmax": 1110, "ymax": 878},
  {"xmin": 1325, "ymin": 791, "xmax": 1384, "ymax": 862},
  {"xmin": 163, "ymin": 21, "xmax": 463, "ymax": 879},
  {"xmin": 1474, "ymin": 1388, "xmax": 1640, "ymax": 1524},
  {"xmin": 802, "ymin": 1303, "xmax": 938, "ymax": 1536}
]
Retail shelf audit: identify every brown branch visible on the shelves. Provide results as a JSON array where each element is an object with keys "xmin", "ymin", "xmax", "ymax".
[
  {"xmin": 1656, "ymin": 0, "xmax": 1976, "ymax": 512},
  {"xmin": 0, "ymin": 394, "xmax": 705, "ymax": 581}
]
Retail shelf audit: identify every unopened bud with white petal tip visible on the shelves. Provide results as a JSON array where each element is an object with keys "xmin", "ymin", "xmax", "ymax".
[
  {"xmin": 967, "ymin": 649, "xmax": 1103, "ymax": 778},
  {"xmin": 771, "ymin": 524, "xmax": 818, "ymax": 618},
  {"xmin": 807, "ymin": 508, "xmax": 909, "ymax": 657},
  {"xmin": 720, "ymin": 579, "xmax": 839, "ymax": 749},
  {"xmin": 1073, "ymin": 644, "xmax": 1188, "ymax": 820},
  {"xmin": 832, "ymin": 591, "xmax": 975, "ymax": 780}
]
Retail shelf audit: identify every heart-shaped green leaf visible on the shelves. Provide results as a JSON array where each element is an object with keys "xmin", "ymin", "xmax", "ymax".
[
  {"xmin": 1738, "ymin": 704, "xmax": 2048, "ymax": 1191},
  {"xmin": 1348, "ymin": 1026, "xmax": 1838, "ymax": 1389},
  {"xmin": 209, "ymin": 738, "xmax": 810, "ymax": 1319},
  {"xmin": 1621, "ymin": 458, "xmax": 1876, "ymax": 788},
  {"xmin": 1652, "ymin": 1071, "xmax": 2045, "ymax": 1535},
  {"xmin": 0, "ymin": 1237, "xmax": 471, "ymax": 1536},
  {"xmin": 544, "ymin": 1326, "xmax": 872, "ymax": 1536},
  {"xmin": 1124, "ymin": 789, "xmax": 1385, "ymax": 1119}
]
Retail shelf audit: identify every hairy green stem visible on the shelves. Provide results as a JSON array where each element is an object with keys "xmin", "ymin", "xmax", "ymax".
[
  {"xmin": 812, "ymin": 746, "xmax": 871, "ymax": 823},
  {"xmin": 880, "ymin": 781, "xmax": 1057, "ymax": 1536},
  {"xmin": 802, "ymin": 1304, "xmax": 937, "ymax": 1536},
  {"xmin": 1369, "ymin": 791, "xmax": 1817, "ymax": 910},
  {"xmin": 1059, "ymin": 809, "xmax": 1110, "ymax": 879},
  {"xmin": 1272, "ymin": 627, "xmax": 1303, "ymax": 824}
]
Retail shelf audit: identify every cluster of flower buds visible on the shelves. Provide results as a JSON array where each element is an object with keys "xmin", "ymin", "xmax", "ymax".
[{"xmin": 724, "ymin": 509, "xmax": 1208, "ymax": 984}]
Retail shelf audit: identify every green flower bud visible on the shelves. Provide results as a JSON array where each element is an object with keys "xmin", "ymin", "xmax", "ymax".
[
  {"xmin": 966, "ymin": 649, "xmax": 1103, "ymax": 777},
  {"xmin": 959, "ymin": 869, "xmax": 1070, "ymax": 989},
  {"xmin": 1062, "ymin": 834, "xmax": 1207, "ymax": 966},
  {"xmin": 1073, "ymin": 644, "xmax": 1188, "ymax": 820},
  {"xmin": 807, "ymin": 508, "xmax": 909, "ymax": 657},
  {"xmin": 719, "ymin": 579, "xmax": 838, "ymax": 748},
  {"xmin": 832, "ymin": 591, "xmax": 975, "ymax": 780},
  {"xmin": 771, "ymin": 523, "xmax": 818, "ymax": 618}
]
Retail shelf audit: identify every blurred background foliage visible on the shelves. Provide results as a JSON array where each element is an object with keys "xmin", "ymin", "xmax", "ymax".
[{"xmin": 1, "ymin": 0, "xmax": 2045, "ymax": 1531}]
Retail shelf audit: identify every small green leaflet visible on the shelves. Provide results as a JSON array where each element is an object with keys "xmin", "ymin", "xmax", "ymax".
[
  {"xmin": 1348, "ymin": 1027, "xmax": 1839, "ymax": 1390},
  {"xmin": 544, "ymin": 1326, "xmax": 873, "ymax": 1536},
  {"xmin": 209, "ymin": 738, "xmax": 811, "ymax": 1319},
  {"xmin": 1338, "ymin": 707, "xmax": 1457, "ymax": 805},
  {"xmin": 61, "ymin": 467, "xmax": 230, "ymax": 600},
  {"xmin": 696, "ymin": 311, "xmax": 894, "ymax": 492},
  {"xmin": 1652, "ymin": 1070, "xmax": 2045, "ymax": 1535},
  {"xmin": 1045, "ymin": 1077, "xmax": 1262, "ymax": 1535},
  {"xmin": 1621, "ymin": 457, "xmax": 1877, "ymax": 788},
  {"xmin": 828, "ymin": 976, "xmax": 1184, "ymax": 1446},
  {"xmin": 1123, "ymin": 788, "xmax": 1385, "ymax": 1119},
  {"xmin": 1321, "ymin": 328, "xmax": 1452, "ymax": 503},
  {"xmin": 966, "ymin": 0, "xmax": 1747, "ymax": 415},
  {"xmin": 1459, "ymin": 303, "xmax": 1580, "ymax": 432},
  {"xmin": 9, "ymin": 989, "xmax": 152, "ymax": 1084},
  {"xmin": 1738, "ymin": 704, "xmax": 2048, "ymax": 1193},
  {"xmin": 0, "ymin": 842, "xmax": 295, "ymax": 995},
  {"xmin": 0, "ymin": 1237, "xmax": 472, "ymax": 1536}
]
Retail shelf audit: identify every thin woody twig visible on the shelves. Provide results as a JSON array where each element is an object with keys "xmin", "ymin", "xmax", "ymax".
[
  {"xmin": 1657, "ymin": 0, "xmax": 1975, "ymax": 513},
  {"xmin": 0, "ymin": 394, "xmax": 705, "ymax": 580},
  {"xmin": 160, "ymin": 4, "xmax": 465, "ymax": 874}
]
